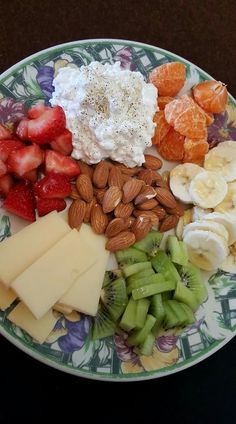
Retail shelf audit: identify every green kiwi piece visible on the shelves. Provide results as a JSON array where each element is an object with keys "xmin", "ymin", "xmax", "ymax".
[
  {"xmin": 132, "ymin": 279, "xmax": 175, "ymax": 300},
  {"xmin": 92, "ymin": 305, "xmax": 116, "ymax": 340},
  {"xmin": 179, "ymin": 262, "xmax": 207, "ymax": 304},
  {"xmin": 173, "ymin": 280, "xmax": 199, "ymax": 311},
  {"xmin": 133, "ymin": 230, "xmax": 163, "ymax": 257},
  {"xmin": 127, "ymin": 272, "xmax": 164, "ymax": 295},
  {"xmin": 166, "ymin": 236, "xmax": 188, "ymax": 266},
  {"xmin": 161, "ymin": 291, "xmax": 173, "ymax": 301},
  {"xmin": 179, "ymin": 303, "xmax": 195, "ymax": 326},
  {"xmin": 150, "ymin": 294, "xmax": 165, "ymax": 336},
  {"xmin": 135, "ymin": 333, "xmax": 156, "ymax": 356},
  {"xmin": 151, "ymin": 250, "xmax": 180, "ymax": 285},
  {"xmin": 115, "ymin": 247, "xmax": 148, "ymax": 267},
  {"xmin": 102, "ymin": 269, "xmax": 123, "ymax": 288},
  {"xmin": 135, "ymin": 298, "xmax": 150, "ymax": 329},
  {"xmin": 123, "ymin": 261, "xmax": 152, "ymax": 278},
  {"xmin": 163, "ymin": 301, "xmax": 181, "ymax": 329},
  {"xmin": 126, "ymin": 268, "xmax": 155, "ymax": 286},
  {"xmin": 126, "ymin": 314, "xmax": 156, "ymax": 346},
  {"xmin": 166, "ymin": 300, "xmax": 189, "ymax": 326},
  {"xmin": 100, "ymin": 278, "xmax": 128, "ymax": 321},
  {"xmin": 119, "ymin": 297, "xmax": 137, "ymax": 332}
]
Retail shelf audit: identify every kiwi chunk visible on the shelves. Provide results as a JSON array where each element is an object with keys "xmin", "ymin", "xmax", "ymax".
[
  {"xmin": 133, "ymin": 230, "xmax": 163, "ymax": 257},
  {"xmin": 132, "ymin": 279, "xmax": 175, "ymax": 300},
  {"xmin": 135, "ymin": 298, "xmax": 150, "ymax": 329},
  {"xmin": 163, "ymin": 301, "xmax": 181, "ymax": 329},
  {"xmin": 126, "ymin": 314, "xmax": 156, "ymax": 346},
  {"xmin": 174, "ymin": 279, "xmax": 198, "ymax": 311},
  {"xmin": 115, "ymin": 247, "xmax": 147, "ymax": 266},
  {"xmin": 101, "ymin": 278, "xmax": 128, "ymax": 321},
  {"xmin": 135, "ymin": 333, "xmax": 155, "ymax": 356},
  {"xmin": 150, "ymin": 294, "xmax": 165, "ymax": 336},
  {"xmin": 179, "ymin": 262, "xmax": 207, "ymax": 304},
  {"xmin": 127, "ymin": 272, "xmax": 165, "ymax": 295},
  {"xmin": 126, "ymin": 268, "xmax": 155, "ymax": 286},
  {"xmin": 120, "ymin": 297, "xmax": 137, "ymax": 332},
  {"xmin": 92, "ymin": 306, "xmax": 116, "ymax": 340},
  {"xmin": 123, "ymin": 261, "xmax": 152, "ymax": 278},
  {"xmin": 151, "ymin": 250, "xmax": 180, "ymax": 285},
  {"xmin": 102, "ymin": 269, "xmax": 123, "ymax": 288},
  {"xmin": 167, "ymin": 300, "xmax": 190, "ymax": 327},
  {"xmin": 167, "ymin": 235, "xmax": 188, "ymax": 266}
]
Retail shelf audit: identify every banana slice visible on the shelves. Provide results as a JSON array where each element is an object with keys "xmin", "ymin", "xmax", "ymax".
[
  {"xmin": 170, "ymin": 163, "xmax": 204, "ymax": 203},
  {"xmin": 192, "ymin": 206, "xmax": 213, "ymax": 221},
  {"xmin": 183, "ymin": 220, "xmax": 229, "ymax": 244},
  {"xmin": 215, "ymin": 182, "xmax": 236, "ymax": 217},
  {"xmin": 189, "ymin": 170, "xmax": 227, "ymax": 208},
  {"xmin": 204, "ymin": 140, "xmax": 236, "ymax": 182},
  {"xmin": 220, "ymin": 243, "xmax": 236, "ymax": 273},
  {"xmin": 203, "ymin": 212, "xmax": 236, "ymax": 245},
  {"xmin": 183, "ymin": 230, "xmax": 228, "ymax": 271}
]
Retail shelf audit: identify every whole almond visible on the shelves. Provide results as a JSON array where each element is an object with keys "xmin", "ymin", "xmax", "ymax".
[
  {"xmin": 152, "ymin": 171, "xmax": 163, "ymax": 185},
  {"xmin": 161, "ymin": 170, "xmax": 170, "ymax": 188},
  {"xmin": 137, "ymin": 198, "xmax": 158, "ymax": 210},
  {"xmin": 124, "ymin": 215, "xmax": 136, "ymax": 227},
  {"xmin": 68, "ymin": 199, "xmax": 87, "ymax": 230},
  {"xmin": 93, "ymin": 161, "xmax": 110, "ymax": 188},
  {"xmin": 78, "ymin": 160, "xmax": 94, "ymax": 180},
  {"xmin": 144, "ymin": 154, "xmax": 163, "ymax": 170},
  {"xmin": 151, "ymin": 205, "xmax": 167, "ymax": 221},
  {"xmin": 165, "ymin": 202, "xmax": 184, "ymax": 217},
  {"xmin": 155, "ymin": 187, "xmax": 177, "ymax": 209},
  {"xmin": 70, "ymin": 184, "xmax": 81, "ymax": 200},
  {"xmin": 121, "ymin": 174, "xmax": 132, "ymax": 184},
  {"xmin": 114, "ymin": 202, "xmax": 134, "ymax": 218},
  {"xmin": 94, "ymin": 187, "xmax": 107, "ymax": 205},
  {"xmin": 131, "ymin": 216, "xmax": 152, "ymax": 241},
  {"xmin": 122, "ymin": 178, "xmax": 144, "ymax": 203},
  {"xmin": 137, "ymin": 169, "xmax": 154, "ymax": 186},
  {"xmin": 159, "ymin": 215, "xmax": 179, "ymax": 232},
  {"xmin": 133, "ymin": 210, "xmax": 159, "ymax": 227},
  {"xmin": 76, "ymin": 174, "xmax": 94, "ymax": 203},
  {"xmin": 106, "ymin": 231, "xmax": 136, "ymax": 252},
  {"xmin": 134, "ymin": 185, "xmax": 157, "ymax": 206},
  {"xmin": 108, "ymin": 166, "xmax": 123, "ymax": 189},
  {"xmin": 114, "ymin": 163, "xmax": 141, "ymax": 176},
  {"xmin": 103, "ymin": 186, "xmax": 122, "ymax": 213},
  {"xmin": 105, "ymin": 217, "xmax": 130, "ymax": 238},
  {"xmin": 84, "ymin": 197, "xmax": 97, "ymax": 223},
  {"xmin": 90, "ymin": 204, "xmax": 108, "ymax": 234}
]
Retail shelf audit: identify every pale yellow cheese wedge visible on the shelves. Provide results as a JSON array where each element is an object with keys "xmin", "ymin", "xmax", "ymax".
[
  {"xmin": 60, "ymin": 225, "xmax": 109, "ymax": 316},
  {"xmin": 0, "ymin": 281, "xmax": 17, "ymax": 311},
  {"xmin": 7, "ymin": 302, "xmax": 57, "ymax": 344},
  {"xmin": 53, "ymin": 303, "xmax": 73, "ymax": 315},
  {"xmin": 0, "ymin": 211, "xmax": 70, "ymax": 287},
  {"xmin": 11, "ymin": 229, "xmax": 99, "ymax": 319}
]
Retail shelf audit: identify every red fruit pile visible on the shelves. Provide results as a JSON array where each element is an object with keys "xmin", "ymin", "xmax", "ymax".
[{"xmin": 0, "ymin": 104, "xmax": 81, "ymax": 221}]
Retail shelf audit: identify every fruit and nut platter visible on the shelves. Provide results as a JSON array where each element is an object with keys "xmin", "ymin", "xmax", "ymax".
[{"xmin": 0, "ymin": 40, "xmax": 236, "ymax": 381}]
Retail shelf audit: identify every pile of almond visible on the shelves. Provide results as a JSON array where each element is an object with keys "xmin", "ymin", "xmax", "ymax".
[{"xmin": 68, "ymin": 154, "xmax": 183, "ymax": 252}]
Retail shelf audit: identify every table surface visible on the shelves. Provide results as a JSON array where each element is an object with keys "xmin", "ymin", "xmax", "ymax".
[{"xmin": 0, "ymin": 0, "xmax": 236, "ymax": 421}]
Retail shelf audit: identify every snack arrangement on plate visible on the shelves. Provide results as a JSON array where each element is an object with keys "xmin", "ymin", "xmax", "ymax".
[{"xmin": 0, "ymin": 41, "xmax": 236, "ymax": 380}]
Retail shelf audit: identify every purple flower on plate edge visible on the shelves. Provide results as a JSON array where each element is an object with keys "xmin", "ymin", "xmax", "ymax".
[
  {"xmin": 207, "ymin": 105, "xmax": 236, "ymax": 148},
  {"xmin": 52, "ymin": 313, "xmax": 91, "ymax": 353},
  {"xmin": 113, "ymin": 47, "xmax": 136, "ymax": 71},
  {"xmin": 0, "ymin": 97, "xmax": 25, "ymax": 125},
  {"xmin": 36, "ymin": 65, "xmax": 54, "ymax": 100}
]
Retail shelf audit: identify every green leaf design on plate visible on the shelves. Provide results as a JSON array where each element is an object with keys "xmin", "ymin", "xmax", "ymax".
[{"xmin": 0, "ymin": 215, "xmax": 11, "ymax": 241}]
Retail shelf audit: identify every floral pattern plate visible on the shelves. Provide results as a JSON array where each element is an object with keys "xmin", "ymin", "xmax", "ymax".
[{"xmin": 0, "ymin": 39, "xmax": 236, "ymax": 381}]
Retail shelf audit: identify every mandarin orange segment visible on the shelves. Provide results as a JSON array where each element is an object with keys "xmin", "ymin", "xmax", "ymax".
[
  {"xmin": 149, "ymin": 62, "xmax": 186, "ymax": 97},
  {"xmin": 157, "ymin": 127, "xmax": 185, "ymax": 161},
  {"xmin": 193, "ymin": 80, "xmax": 228, "ymax": 113},
  {"xmin": 164, "ymin": 95, "xmax": 207, "ymax": 139},
  {"xmin": 152, "ymin": 110, "xmax": 171, "ymax": 146},
  {"xmin": 183, "ymin": 137, "xmax": 209, "ymax": 163},
  {"xmin": 157, "ymin": 96, "xmax": 174, "ymax": 110}
]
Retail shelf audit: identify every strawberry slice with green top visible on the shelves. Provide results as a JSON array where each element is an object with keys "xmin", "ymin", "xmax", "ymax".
[
  {"xmin": 0, "ymin": 174, "xmax": 14, "ymax": 197},
  {"xmin": 45, "ymin": 150, "xmax": 80, "ymax": 179},
  {"xmin": 0, "ymin": 139, "xmax": 25, "ymax": 162},
  {"xmin": 50, "ymin": 128, "xmax": 73, "ymax": 155},
  {"xmin": 37, "ymin": 197, "xmax": 66, "ymax": 217},
  {"xmin": 0, "ymin": 124, "xmax": 12, "ymax": 140},
  {"xmin": 16, "ymin": 104, "xmax": 66, "ymax": 145},
  {"xmin": 3, "ymin": 181, "xmax": 36, "ymax": 222},
  {"xmin": 34, "ymin": 172, "xmax": 71, "ymax": 199},
  {"xmin": 7, "ymin": 144, "xmax": 44, "ymax": 176}
]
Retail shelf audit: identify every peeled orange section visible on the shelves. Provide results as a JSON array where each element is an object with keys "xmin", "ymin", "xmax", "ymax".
[
  {"xmin": 152, "ymin": 111, "xmax": 171, "ymax": 146},
  {"xmin": 193, "ymin": 80, "xmax": 228, "ymax": 113},
  {"xmin": 157, "ymin": 127, "xmax": 185, "ymax": 161},
  {"xmin": 149, "ymin": 62, "xmax": 186, "ymax": 97}
]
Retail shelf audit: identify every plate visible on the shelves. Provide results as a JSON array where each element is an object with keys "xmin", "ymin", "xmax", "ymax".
[{"xmin": 0, "ymin": 39, "xmax": 236, "ymax": 381}]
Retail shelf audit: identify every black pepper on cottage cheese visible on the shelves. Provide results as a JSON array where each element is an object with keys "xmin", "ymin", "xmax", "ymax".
[{"xmin": 50, "ymin": 61, "xmax": 158, "ymax": 167}]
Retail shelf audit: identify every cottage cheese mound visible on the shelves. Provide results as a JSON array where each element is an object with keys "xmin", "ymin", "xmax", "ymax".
[{"xmin": 50, "ymin": 61, "xmax": 157, "ymax": 167}]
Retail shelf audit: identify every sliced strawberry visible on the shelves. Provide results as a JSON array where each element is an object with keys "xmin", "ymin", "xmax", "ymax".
[
  {"xmin": 7, "ymin": 144, "xmax": 44, "ymax": 177},
  {"xmin": 34, "ymin": 172, "xmax": 71, "ymax": 199},
  {"xmin": 0, "ymin": 139, "xmax": 25, "ymax": 162},
  {"xmin": 3, "ymin": 181, "xmax": 36, "ymax": 222},
  {"xmin": 37, "ymin": 197, "xmax": 66, "ymax": 217},
  {"xmin": 16, "ymin": 105, "xmax": 66, "ymax": 145},
  {"xmin": 0, "ymin": 124, "xmax": 12, "ymax": 140},
  {"xmin": 45, "ymin": 150, "xmax": 80, "ymax": 179},
  {"xmin": 0, "ymin": 159, "xmax": 7, "ymax": 177},
  {"xmin": 16, "ymin": 118, "xmax": 29, "ymax": 140},
  {"xmin": 19, "ymin": 169, "xmax": 38, "ymax": 183},
  {"xmin": 50, "ymin": 129, "xmax": 73, "ymax": 156},
  {"xmin": 0, "ymin": 174, "xmax": 14, "ymax": 196}
]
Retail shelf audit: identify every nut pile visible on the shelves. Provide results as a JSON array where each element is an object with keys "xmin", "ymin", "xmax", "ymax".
[{"xmin": 68, "ymin": 154, "xmax": 183, "ymax": 252}]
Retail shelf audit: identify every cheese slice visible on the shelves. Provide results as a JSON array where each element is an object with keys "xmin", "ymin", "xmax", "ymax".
[
  {"xmin": 60, "ymin": 251, "xmax": 109, "ymax": 316},
  {"xmin": 0, "ymin": 281, "xmax": 17, "ymax": 311},
  {"xmin": 0, "ymin": 211, "xmax": 70, "ymax": 287},
  {"xmin": 11, "ymin": 229, "xmax": 99, "ymax": 319},
  {"xmin": 7, "ymin": 302, "xmax": 57, "ymax": 344}
]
